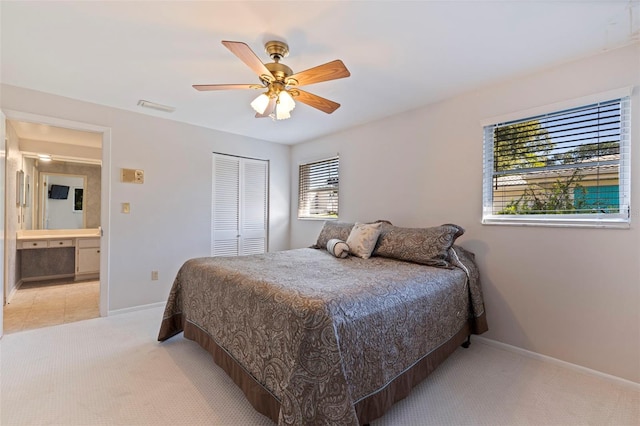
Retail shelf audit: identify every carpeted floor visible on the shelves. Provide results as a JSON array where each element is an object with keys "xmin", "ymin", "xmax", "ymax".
[{"xmin": 1, "ymin": 307, "xmax": 638, "ymax": 425}]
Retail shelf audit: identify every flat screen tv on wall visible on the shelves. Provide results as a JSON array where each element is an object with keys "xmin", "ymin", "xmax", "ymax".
[{"xmin": 48, "ymin": 184, "xmax": 70, "ymax": 199}]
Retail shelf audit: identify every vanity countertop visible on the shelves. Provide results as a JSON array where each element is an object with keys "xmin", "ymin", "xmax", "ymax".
[{"xmin": 17, "ymin": 228, "xmax": 101, "ymax": 241}]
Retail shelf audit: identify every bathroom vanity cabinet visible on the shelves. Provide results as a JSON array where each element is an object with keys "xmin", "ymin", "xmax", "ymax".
[{"xmin": 17, "ymin": 229, "xmax": 101, "ymax": 282}]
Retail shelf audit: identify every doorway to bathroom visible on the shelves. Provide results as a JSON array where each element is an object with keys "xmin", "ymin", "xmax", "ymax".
[{"xmin": 1, "ymin": 110, "xmax": 111, "ymax": 335}]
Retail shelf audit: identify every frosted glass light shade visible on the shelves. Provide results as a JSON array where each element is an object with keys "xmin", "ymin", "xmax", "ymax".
[
  {"xmin": 278, "ymin": 90, "xmax": 295, "ymax": 112},
  {"xmin": 275, "ymin": 106, "xmax": 291, "ymax": 120},
  {"xmin": 250, "ymin": 93, "xmax": 270, "ymax": 114}
]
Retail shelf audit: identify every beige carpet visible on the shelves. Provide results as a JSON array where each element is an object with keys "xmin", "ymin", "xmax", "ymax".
[{"xmin": 1, "ymin": 307, "xmax": 638, "ymax": 425}]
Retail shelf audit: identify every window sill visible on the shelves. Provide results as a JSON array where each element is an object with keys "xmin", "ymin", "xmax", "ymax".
[
  {"xmin": 481, "ymin": 216, "xmax": 630, "ymax": 229},
  {"xmin": 298, "ymin": 217, "xmax": 339, "ymax": 221}
]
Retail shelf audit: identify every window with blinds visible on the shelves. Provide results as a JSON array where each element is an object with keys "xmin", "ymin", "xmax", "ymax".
[
  {"xmin": 298, "ymin": 156, "xmax": 339, "ymax": 219},
  {"xmin": 482, "ymin": 95, "xmax": 630, "ymax": 227}
]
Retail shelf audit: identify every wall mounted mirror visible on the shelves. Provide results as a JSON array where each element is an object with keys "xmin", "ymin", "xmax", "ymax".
[
  {"xmin": 22, "ymin": 158, "xmax": 101, "ymax": 230},
  {"xmin": 40, "ymin": 173, "xmax": 86, "ymax": 229}
]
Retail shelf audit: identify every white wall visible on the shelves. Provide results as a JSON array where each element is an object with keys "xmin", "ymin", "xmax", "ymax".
[
  {"xmin": 0, "ymin": 113, "xmax": 6, "ymax": 337},
  {"xmin": 1, "ymin": 84, "xmax": 291, "ymax": 312},
  {"xmin": 290, "ymin": 43, "xmax": 640, "ymax": 383}
]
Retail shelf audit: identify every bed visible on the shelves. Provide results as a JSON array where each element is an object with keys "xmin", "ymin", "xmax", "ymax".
[{"xmin": 158, "ymin": 223, "xmax": 487, "ymax": 425}]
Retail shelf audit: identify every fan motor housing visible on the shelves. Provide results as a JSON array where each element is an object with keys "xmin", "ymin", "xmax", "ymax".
[{"xmin": 265, "ymin": 62, "xmax": 293, "ymax": 82}]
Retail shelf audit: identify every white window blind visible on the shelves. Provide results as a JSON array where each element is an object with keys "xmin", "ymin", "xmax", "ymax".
[
  {"xmin": 298, "ymin": 156, "xmax": 339, "ymax": 219},
  {"xmin": 482, "ymin": 95, "xmax": 630, "ymax": 228}
]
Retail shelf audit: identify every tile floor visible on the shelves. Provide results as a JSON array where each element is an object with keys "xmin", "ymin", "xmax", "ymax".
[{"xmin": 3, "ymin": 279, "xmax": 99, "ymax": 333}]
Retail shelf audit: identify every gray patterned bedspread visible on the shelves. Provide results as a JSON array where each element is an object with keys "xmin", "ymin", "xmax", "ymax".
[{"xmin": 158, "ymin": 247, "xmax": 486, "ymax": 425}]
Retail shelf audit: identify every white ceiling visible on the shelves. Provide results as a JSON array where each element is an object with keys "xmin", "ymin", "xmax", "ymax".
[{"xmin": 1, "ymin": 1, "xmax": 638, "ymax": 145}]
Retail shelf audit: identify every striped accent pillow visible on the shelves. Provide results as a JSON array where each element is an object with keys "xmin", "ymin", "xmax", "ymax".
[{"xmin": 326, "ymin": 239, "xmax": 349, "ymax": 258}]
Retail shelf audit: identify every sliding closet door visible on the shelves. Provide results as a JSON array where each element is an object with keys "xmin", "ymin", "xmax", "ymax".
[{"xmin": 211, "ymin": 153, "xmax": 268, "ymax": 257}]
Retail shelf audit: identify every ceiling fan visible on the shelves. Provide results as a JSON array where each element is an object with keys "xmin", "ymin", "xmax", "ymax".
[{"xmin": 193, "ymin": 40, "xmax": 350, "ymax": 120}]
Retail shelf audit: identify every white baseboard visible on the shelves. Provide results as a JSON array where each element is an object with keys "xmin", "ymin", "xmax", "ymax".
[
  {"xmin": 473, "ymin": 335, "xmax": 640, "ymax": 390},
  {"xmin": 107, "ymin": 301, "xmax": 166, "ymax": 316},
  {"xmin": 7, "ymin": 283, "xmax": 20, "ymax": 303}
]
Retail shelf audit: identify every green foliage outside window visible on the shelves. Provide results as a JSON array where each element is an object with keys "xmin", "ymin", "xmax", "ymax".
[
  {"xmin": 494, "ymin": 120, "xmax": 552, "ymax": 172},
  {"xmin": 498, "ymin": 169, "xmax": 587, "ymax": 215}
]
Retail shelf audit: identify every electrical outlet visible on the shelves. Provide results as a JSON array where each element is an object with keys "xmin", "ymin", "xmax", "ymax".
[
  {"xmin": 151, "ymin": 270, "xmax": 159, "ymax": 281},
  {"xmin": 121, "ymin": 202, "xmax": 130, "ymax": 214}
]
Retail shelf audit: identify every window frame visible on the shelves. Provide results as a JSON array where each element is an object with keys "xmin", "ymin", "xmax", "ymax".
[
  {"xmin": 481, "ymin": 88, "xmax": 631, "ymax": 229},
  {"xmin": 297, "ymin": 155, "xmax": 340, "ymax": 220}
]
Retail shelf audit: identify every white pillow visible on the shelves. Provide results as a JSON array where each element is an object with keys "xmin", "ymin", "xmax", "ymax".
[
  {"xmin": 346, "ymin": 222, "xmax": 382, "ymax": 259},
  {"xmin": 327, "ymin": 239, "xmax": 349, "ymax": 258}
]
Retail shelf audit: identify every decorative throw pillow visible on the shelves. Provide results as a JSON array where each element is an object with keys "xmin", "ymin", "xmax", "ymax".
[
  {"xmin": 326, "ymin": 239, "xmax": 350, "ymax": 258},
  {"xmin": 373, "ymin": 223, "xmax": 464, "ymax": 267},
  {"xmin": 314, "ymin": 221, "xmax": 354, "ymax": 249},
  {"xmin": 372, "ymin": 220, "xmax": 395, "ymax": 253},
  {"xmin": 346, "ymin": 222, "xmax": 383, "ymax": 259}
]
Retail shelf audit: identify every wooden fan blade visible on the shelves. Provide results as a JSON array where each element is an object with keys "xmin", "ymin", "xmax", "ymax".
[
  {"xmin": 255, "ymin": 97, "xmax": 276, "ymax": 118},
  {"xmin": 287, "ymin": 60, "xmax": 350, "ymax": 87},
  {"xmin": 193, "ymin": 84, "xmax": 261, "ymax": 91},
  {"xmin": 292, "ymin": 89, "xmax": 340, "ymax": 114},
  {"xmin": 221, "ymin": 41, "xmax": 274, "ymax": 79}
]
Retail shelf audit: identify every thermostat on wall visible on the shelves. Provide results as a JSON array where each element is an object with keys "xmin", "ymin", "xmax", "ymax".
[{"xmin": 121, "ymin": 168, "xmax": 144, "ymax": 184}]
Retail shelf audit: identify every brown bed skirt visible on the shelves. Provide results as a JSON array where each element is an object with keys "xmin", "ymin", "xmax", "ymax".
[{"xmin": 160, "ymin": 312, "xmax": 487, "ymax": 425}]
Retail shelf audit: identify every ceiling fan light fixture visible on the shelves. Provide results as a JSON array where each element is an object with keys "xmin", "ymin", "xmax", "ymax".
[
  {"xmin": 275, "ymin": 106, "xmax": 291, "ymax": 120},
  {"xmin": 278, "ymin": 90, "xmax": 295, "ymax": 113},
  {"xmin": 195, "ymin": 40, "xmax": 350, "ymax": 119},
  {"xmin": 250, "ymin": 93, "xmax": 270, "ymax": 114}
]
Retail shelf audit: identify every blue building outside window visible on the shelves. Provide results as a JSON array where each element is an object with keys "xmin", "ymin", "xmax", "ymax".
[{"xmin": 574, "ymin": 185, "xmax": 619, "ymax": 213}]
